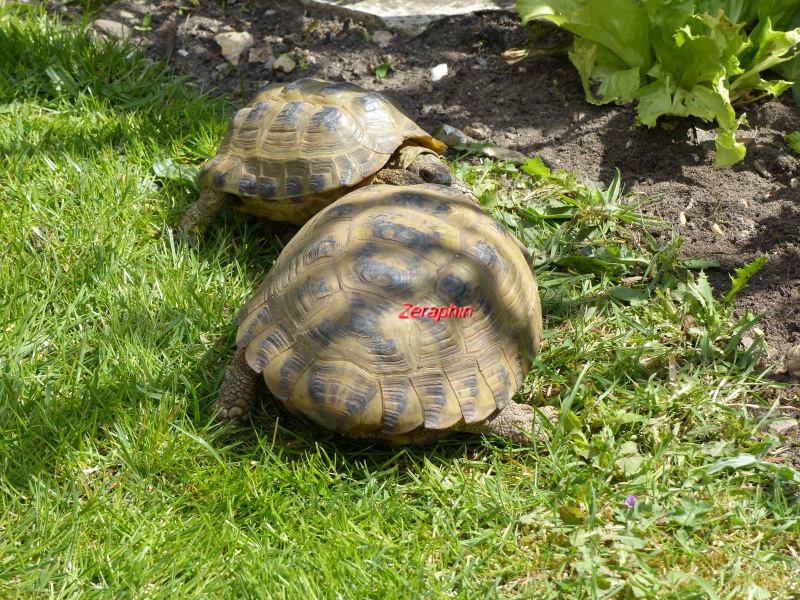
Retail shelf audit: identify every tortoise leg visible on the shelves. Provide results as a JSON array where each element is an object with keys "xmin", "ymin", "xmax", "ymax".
[
  {"xmin": 179, "ymin": 188, "xmax": 234, "ymax": 237},
  {"xmin": 211, "ymin": 348, "xmax": 259, "ymax": 425},
  {"xmin": 460, "ymin": 402, "xmax": 557, "ymax": 445},
  {"xmin": 407, "ymin": 152, "xmax": 452, "ymax": 186}
]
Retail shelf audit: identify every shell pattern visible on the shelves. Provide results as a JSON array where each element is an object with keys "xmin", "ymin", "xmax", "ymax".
[
  {"xmin": 196, "ymin": 78, "xmax": 446, "ymax": 224},
  {"xmin": 235, "ymin": 184, "xmax": 542, "ymax": 442}
]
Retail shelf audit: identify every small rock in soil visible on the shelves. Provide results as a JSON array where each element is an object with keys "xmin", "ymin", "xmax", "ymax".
[
  {"xmin": 93, "ymin": 19, "xmax": 131, "ymax": 40},
  {"xmin": 753, "ymin": 159, "xmax": 771, "ymax": 178},
  {"xmin": 214, "ymin": 31, "xmax": 254, "ymax": 66},
  {"xmin": 249, "ymin": 46, "xmax": 274, "ymax": 63},
  {"xmin": 787, "ymin": 344, "xmax": 800, "ymax": 378},
  {"xmin": 694, "ymin": 128, "xmax": 717, "ymax": 145},
  {"xmin": 273, "ymin": 54, "xmax": 297, "ymax": 73},
  {"xmin": 481, "ymin": 145, "xmax": 530, "ymax": 164},
  {"xmin": 118, "ymin": 10, "xmax": 138, "ymax": 24},
  {"xmin": 463, "ymin": 123, "xmax": 489, "ymax": 140},
  {"xmin": 372, "ymin": 30, "xmax": 393, "ymax": 48},
  {"xmin": 431, "ymin": 64, "xmax": 448, "ymax": 82},
  {"xmin": 768, "ymin": 419, "xmax": 799, "ymax": 437},
  {"xmin": 434, "ymin": 124, "xmax": 476, "ymax": 147}
]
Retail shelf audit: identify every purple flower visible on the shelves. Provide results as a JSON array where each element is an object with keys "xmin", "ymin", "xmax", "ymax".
[{"xmin": 625, "ymin": 495, "xmax": 637, "ymax": 509}]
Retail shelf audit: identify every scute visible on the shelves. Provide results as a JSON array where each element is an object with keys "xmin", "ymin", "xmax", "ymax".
[{"xmin": 236, "ymin": 184, "xmax": 543, "ymax": 440}]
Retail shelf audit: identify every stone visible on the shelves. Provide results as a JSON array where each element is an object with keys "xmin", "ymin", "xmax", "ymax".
[
  {"xmin": 787, "ymin": 344, "xmax": 800, "ymax": 378},
  {"xmin": 481, "ymin": 145, "xmax": 530, "ymax": 164},
  {"xmin": 118, "ymin": 10, "xmax": 138, "ymax": 24},
  {"xmin": 248, "ymin": 46, "xmax": 274, "ymax": 63},
  {"xmin": 273, "ymin": 54, "xmax": 297, "ymax": 73},
  {"xmin": 463, "ymin": 123, "xmax": 489, "ymax": 140},
  {"xmin": 299, "ymin": 0, "xmax": 516, "ymax": 37},
  {"xmin": 431, "ymin": 63, "xmax": 448, "ymax": 81},
  {"xmin": 371, "ymin": 30, "xmax": 394, "ymax": 47},
  {"xmin": 214, "ymin": 31, "xmax": 254, "ymax": 66},
  {"xmin": 93, "ymin": 19, "xmax": 131, "ymax": 40},
  {"xmin": 433, "ymin": 124, "xmax": 476, "ymax": 147},
  {"xmin": 767, "ymin": 419, "xmax": 799, "ymax": 437},
  {"xmin": 694, "ymin": 128, "xmax": 717, "ymax": 145}
]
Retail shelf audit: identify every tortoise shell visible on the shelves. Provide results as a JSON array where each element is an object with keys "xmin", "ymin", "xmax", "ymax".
[
  {"xmin": 235, "ymin": 184, "xmax": 542, "ymax": 443},
  {"xmin": 195, "ymin": 78, "xmax": 447, "ymax": 225}
]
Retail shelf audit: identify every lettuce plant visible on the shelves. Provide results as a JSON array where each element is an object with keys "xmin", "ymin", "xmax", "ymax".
[{"xmin": 518, "ymin": 0, "xmax": 800, "ymax": 166}]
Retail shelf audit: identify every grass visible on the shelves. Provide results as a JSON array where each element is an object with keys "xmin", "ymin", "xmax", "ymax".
[{"xmin": 1, "ymin": 3, "xmax": 799, "ymax": 597}]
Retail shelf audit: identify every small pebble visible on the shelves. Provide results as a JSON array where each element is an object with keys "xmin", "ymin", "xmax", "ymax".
[
  {"xmin": 176, "ymin": 48, "xmax": 189, "ymax": 57},
  {"xmin": 753, "ymin": 159, "xmax": 770, "ymax": 178},
  {"xmin": 787, "ymin": 345, "xmax": 800, "ymax": 378},
  {"xmin": 273, "ymin": 54, "xmax": 297, "ymax": 73},
  {"xmin": 371, "ymin": 30, "xmax": 393, "ymax": 48},
  {"xmin": 248, "ymin": 46, "xmax": 273, "ymax": 63},
  {"xmin": 92, "ymin": 19, "xmax": 130, "ymax": 40},
  {"xmin": 768, "ymin": 419, "xmax": 799, "ymax": 437},
  {"xmin": 215, "ymin": 31, "xmax": 254, "ymax": 66},
  {"xmin": 430, "ymin": 63, "xmax": 448, "ymax": 82}
]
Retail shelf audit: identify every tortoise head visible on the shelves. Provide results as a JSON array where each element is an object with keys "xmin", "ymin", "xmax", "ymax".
[{"xmin": 408, "ymin": 152, "xmax": 452, "ymax": 187}]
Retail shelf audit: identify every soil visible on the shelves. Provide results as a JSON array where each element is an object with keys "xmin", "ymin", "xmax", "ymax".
[{"xmin": 64, "ymin": 1, "xmax": 799, "ymax": 382}]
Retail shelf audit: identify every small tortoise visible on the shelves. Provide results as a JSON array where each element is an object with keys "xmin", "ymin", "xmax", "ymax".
[
  {"xmin": 214, "ymin": 183, "xmax": 555, "ymax": 444},
  {"xmin": 179, "ymin": 78, "xmax": 452, "ymax": 234}
]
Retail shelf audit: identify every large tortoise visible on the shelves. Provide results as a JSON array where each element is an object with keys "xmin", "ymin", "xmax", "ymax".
[
  {"xmin": 213, "ymin": 183, "xmax": 555, "ymax": 444},
  {"xmin": 179, "ymin": 78, "xmax": 452, "ymax": 234}
]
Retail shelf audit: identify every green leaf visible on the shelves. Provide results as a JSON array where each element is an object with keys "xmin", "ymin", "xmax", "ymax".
[
  {"xmin": 608, "ymin": 286, "xmax": 648, "ymax": 305},
  {"xmin": 715, "ymin": 131, "xmax": 747, "ymax": 167},
  {"xmin": 152, "ymin": 155, "xmax": 199, "ymax": 190},
  {"xmin": 706, "ymin": 453, "xmax": 758, "ymax": 474},
  {"xmin": 517, "ymin": 0, "xmax": 584, "ymax": 26},
  {"xmin": 665, "ymin": 497, "xmax": 713, "ymax": 528},
  {"xmin": 731, "ymin": 18, "xmax": 800, "ymax": 97},
  {"xmin": 558, "ymin": 505, "xmax": 587, "ymax": 525},
  {"xmin": 682, "ymin": 259, "xmax": 721, "ymax": 269},
  {"xmin": 722, "ymin": 255, "xmax": 768, "ymax": 303},
  {"xmin": 520, "ymin": 156, "xmax": 551, "ymax": 177},
  {"xmin": 570, "ymin": 38, "xmax": 644, "ymax": 103},
  {"xmin": 616, "ymin": 454, "xmax": 645, "ymax": 475},
  {"xmin": 786, "ymin": 130, "xmax": 800, "ymax": 153},
  {"xmin": 372, "ymin": 61, "xmax": 391, "ymax": 81}
]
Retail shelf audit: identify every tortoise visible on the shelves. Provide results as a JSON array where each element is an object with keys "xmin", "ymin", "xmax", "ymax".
[
  {"xmin": 213, "ymin": 183, "xmax": 556, "ymax": 444},
  {"xmin": 179, "ymin": 78, "xmax": 453, "ymax": 234}
]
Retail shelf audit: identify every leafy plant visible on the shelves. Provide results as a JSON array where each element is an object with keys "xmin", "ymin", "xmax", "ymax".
[
  {"xmin": 372, "ymin": 61, "xmax": 392, "ymax": 81},
  {"xmin": 133, "ymin": 13, "xmax": 152, "ymax": 32},
  {"xmin": 786, "ymin": 130, "xmax": 800, "ymax": 153},
  {"xmin": 516, "ymin": 0, "xmax": 800, "ymax": 166}
]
